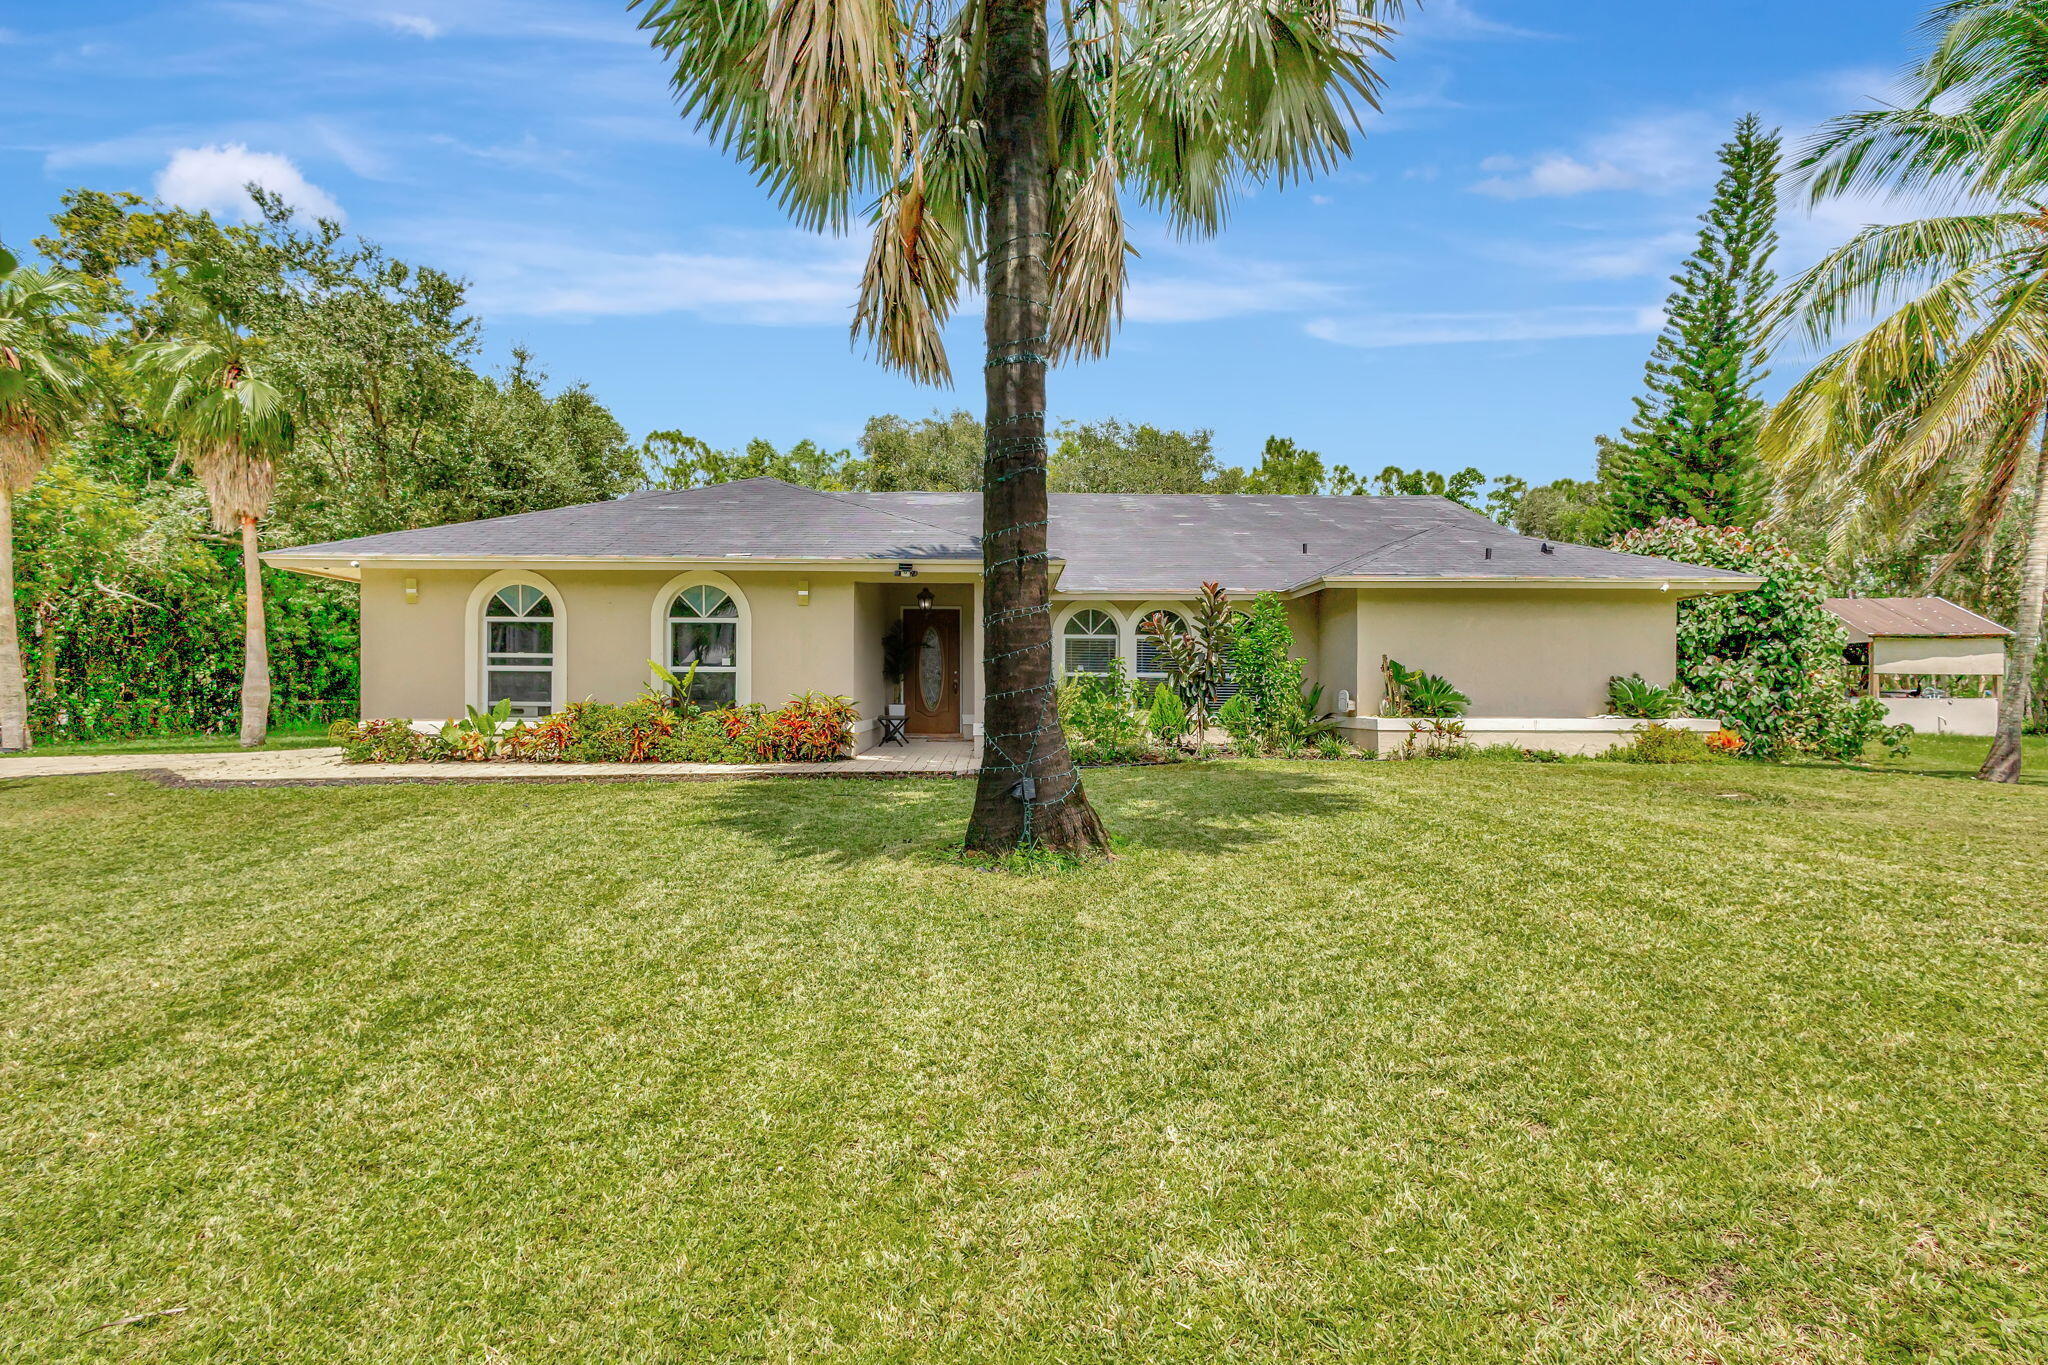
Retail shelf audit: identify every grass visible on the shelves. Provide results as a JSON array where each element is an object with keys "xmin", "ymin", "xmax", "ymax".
[
  {"xmin": 4, "ymin": 741, "xmax": 2047, "ymax": 1362},
  {"xmin": 1, "ymin": 722, "xmax": 336, "ymax": 759}
]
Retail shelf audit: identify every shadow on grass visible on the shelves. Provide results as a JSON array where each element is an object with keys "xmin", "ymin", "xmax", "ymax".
[{"xmin": 693, "ymin": 760, "xmax": 1371, "ymax": 867}]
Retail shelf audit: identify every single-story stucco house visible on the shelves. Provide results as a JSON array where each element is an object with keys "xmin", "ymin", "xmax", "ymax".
[{"xmin": 266, "ymin": 477, "xmax": 1761, "ymax": 752}]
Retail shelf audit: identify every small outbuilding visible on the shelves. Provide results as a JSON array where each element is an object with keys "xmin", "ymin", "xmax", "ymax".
[{"xmin": 1823, "ymin": 595, "xmax": 2011, "ymax": 735}]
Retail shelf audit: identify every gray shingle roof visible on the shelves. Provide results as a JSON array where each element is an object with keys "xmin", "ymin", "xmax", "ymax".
[
  {"xmin": 1824, "ymin": 596, "xmax": 2011, "ymax": 638},
  {"xmin": 271, "ymin": 477, "xmax": 1756, "ymax": 592}
]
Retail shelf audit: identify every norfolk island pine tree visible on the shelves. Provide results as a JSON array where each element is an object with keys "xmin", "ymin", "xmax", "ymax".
[{"xmin": 632, "ymin": 0, "xmax": 1412, "ymax": 853}]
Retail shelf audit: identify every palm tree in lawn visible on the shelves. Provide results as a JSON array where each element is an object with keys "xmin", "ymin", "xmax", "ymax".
[
  {"xmin": 635, "ymin": 0, "xmax": 1409, "ymax": 851},
  {"xmin": 1762, "ymin": 0, "xmax": 2048, "ymax": 782},
  {"xmin": 132, "ymin": 270, "xmax": 299, "ymax": 749},
  {"xmin": 0, "ymin": 249, "xmax": 102, "ymax": 752}
]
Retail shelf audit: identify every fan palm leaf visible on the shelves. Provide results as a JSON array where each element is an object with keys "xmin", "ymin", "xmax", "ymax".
[{"xmin": 0, "ymin": 247, "xmax": 102, "ymax": 752}]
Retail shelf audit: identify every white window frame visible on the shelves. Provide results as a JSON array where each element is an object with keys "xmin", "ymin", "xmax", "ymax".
[
  {"xmin": 1054, "ymin": 603, "xmax": 1125, "ymax": 678},
  {"xmin": 464, "ymin": 570, "xmax": 567, "ymax": 717},
  {"xmin": 650, "ymin": 571, "xmax": 751, "ymax": 706},
  {"xmin": 1131, "ymin": 600, "xmax": 1192, "ymax": 685}
]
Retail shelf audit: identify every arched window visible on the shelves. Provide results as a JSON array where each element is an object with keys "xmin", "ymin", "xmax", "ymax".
[
  {"xmin": 1061, "ymin": 608, "xmax": 1120, "ymax": 676},
  {"xmin": 1134, "ymin": 608, "xmax": 1188, "ymax": 683},
  {"xmin": 483, "ymin": 583, "xmax": 556, "ymax": 717},
  {"xmin": 668, "ymin": 584, "xmax": 740, "ymax": 704}
]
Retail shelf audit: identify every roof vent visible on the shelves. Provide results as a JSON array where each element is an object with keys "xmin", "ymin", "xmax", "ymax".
[
  {"xmin": 1483, "ymin": 547, "xmax": 1492, "ymax": 560},
  {"xmin": 1301, "ymin": 542, "xmax": 1309, "ymax": 554},
  {"xmin": 1540, "ymin": 541, "xmax": 1555, "ymax": 554}
]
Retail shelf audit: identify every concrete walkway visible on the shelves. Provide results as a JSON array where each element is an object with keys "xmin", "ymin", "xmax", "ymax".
[{"xmin": 0, "ymin": 739, "xmax": 982, "ymax": 787}]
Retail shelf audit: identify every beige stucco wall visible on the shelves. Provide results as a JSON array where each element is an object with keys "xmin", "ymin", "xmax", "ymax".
[
  {"xmin": 353, "ymin": 568, "xmax": 1695, "ymax": 733},
  {"xmin": 357, "ymin": 566, "xmax": 983, "ymax": 745},
  {"xmin": 1339, "ymin": 587, "xmax": 1681, "ymax": 716}
]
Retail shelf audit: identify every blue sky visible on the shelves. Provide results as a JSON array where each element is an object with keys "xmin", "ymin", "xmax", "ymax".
[{"xmin": 3, "ymin": 0, "xmax": 1933, "ymax": 483}]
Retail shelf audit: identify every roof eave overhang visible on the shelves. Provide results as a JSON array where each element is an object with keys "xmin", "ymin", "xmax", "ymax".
[
  {"xmin": 262, "ymin": 553, "xmax": 1005, "ymax": 583},
  {"xmin": 1304, "ymin": 574, "xmax": 1764, "ymax": 596}
]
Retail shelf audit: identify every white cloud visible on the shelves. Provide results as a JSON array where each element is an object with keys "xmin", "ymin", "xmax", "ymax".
[
  {"xmin": 1127, "ymin": 264, "xmax": 1339, "ymax": 323},
  {"xmin": 1469, "ymin": 112, "xmax": 1721, "ymax": 199},
  {"xmin": 155, "ymin": 144, "xmax": 344, "ymax": 222},
  {"xmin": 1305, "ymin": 305, "xmax": 1661, "ymax": 349},
  {"xmin": 1403, "ymin": 0, "xmax": 1554, "ymax": 41},
  {"xmin": 380, "ymin": 12, "xmax": 441, "ymax": 38}
]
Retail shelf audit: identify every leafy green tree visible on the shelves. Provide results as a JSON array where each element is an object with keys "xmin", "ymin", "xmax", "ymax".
[
  {"xmin": 637, "ymin": 0, "xmax": 1412, "ymax": 853},
  {"xmin": 643, "ymin": 430, "xmax": 854, "ymax": 490},
  {"xmin": 1506, "ymin": 477, "xmax": 1607, "ymax": 542},
  {"xmin": 1607, "ymin": 114, "xmax": 1779, "ymax": 531},
  {"xmin": 854, "ymin": 410, "xmax": 983, "ymax": 491},
  {"xmin": 1614, "ymin": 519, "xmax": 1899, "ymax": 759},
  {"xmin": 0, "ymin": 248, "xmax": 101, "ymax": 751},
  {"xmin": 1763, "ymin": 0, "xmax": 2048, "ymax": 780},
  {"xmin": 1050, "ymin": 419, "xmax": 1222, "ymax": 494},
  {"xmin": 1225, "ymin": 591, "xmax": 1305, "ymax": 749},
  {"xmin": 132, "ymin": 268, "xmax": 301, "ymax": 748},
  {"xmin": 1339, "ymin": 464, "xmax": 1489, "ymax": 508},
  {"xmin": 1236, "ymin": 436, "xmax": 1329, "ymax": 494}
]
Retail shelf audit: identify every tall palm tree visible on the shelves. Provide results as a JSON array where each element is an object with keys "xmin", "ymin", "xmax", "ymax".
[
  {"xmin": 0, "ymin": 248, "xmax": 101, "ymax": 752},
  {"xmin": 132, "ymin": 270, "xmax": 298, "ymax": 749},
  {"xmin": 634, "ymin": 0, "xmax": 1408, "ymax": 851},
  {"xmin": 1763, "ymin": 0, "xmax": 2048, "ymax": 782}
]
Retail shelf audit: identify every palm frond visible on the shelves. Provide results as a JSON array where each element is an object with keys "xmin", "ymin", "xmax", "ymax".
[
  {"xmin": 1767, "ymin": 211, "xmax": 2036, "ymax": 348},
  {"xmin": 853, "ymin": 174, "xmax": 964, "ymax": 384},
  {"xmin": 1048, "ymin": 154, "xmax": 1130, "ymax": 361},
  {"xmin": 0, "ymin": 255, "xmax": 102, "ymax": 492}
]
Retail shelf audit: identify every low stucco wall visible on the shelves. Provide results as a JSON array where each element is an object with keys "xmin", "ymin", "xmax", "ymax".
[
  {"xmin": 1347, "ymin": 716, "xmax": 1720, "ymax": 756},
  {"xmin": 1878, "ymin": 696, "xmax": 1999, "ymax": 736}
]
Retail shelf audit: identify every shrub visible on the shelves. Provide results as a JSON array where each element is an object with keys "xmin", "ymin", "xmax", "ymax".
[
  {"xmin": 1227, "ymin": 592, "xmax": 1306, "ymax": 738},
  {"xmin": 1607, "ymin": 673, "xmax": 1679, "ymax": 720},
  {"xmin": 1610, "ymin": 518, "xmax": 1895, "ymax": 759},
  {"xmin": 1058, "ymin": 659, "xmax": 1147, "ymax": 756},
  {"xmin": 1216, "ymin": 692, "xmax": 1261, "ymax": 753},
  {"xmin": 1381, "ymin": 657, "xmax": 1470, "ymax": 717},
  {"xmin": 1606, "ymin": 722, "xmax": 1711, "ymax": 764},
  {"xmin": 561, "ymin": 699, "xmax": 677, "ymax": 763},
  {"xmin": 1393, "ymin": 717, "xmax": 1469, "ymax": 759},
  {"xmin": 1146, "ymin": 683, "xmax": 1191, "ymax": 748},
  {"xmin": 766, "ymin": 692, "xmax": 857, "ymax": 761},
  {"xmin": 329, "ymin": 717, "xmax": 427, "ymax": 763}
]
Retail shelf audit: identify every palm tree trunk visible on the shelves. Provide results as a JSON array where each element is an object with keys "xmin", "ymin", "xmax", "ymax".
[
  {"xmin": 962, "ymin": 0, "xmax": 1108, "ymax": 855},
  {"xmin": 238, "ymin": 514, "xmax": 271, "ymax": 748},
  {"xmin": 0, "ymin": 484, "xmax": 29, "ymax": 752},
  {"xmin": 1979, "ymin": 419, "xmax": 2048, "ymax": 781}
]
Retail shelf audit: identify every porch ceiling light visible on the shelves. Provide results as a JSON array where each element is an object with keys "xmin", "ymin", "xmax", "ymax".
[{"xmin": 916, "ymin": 586, "xmax": 935, "ymax": 610}]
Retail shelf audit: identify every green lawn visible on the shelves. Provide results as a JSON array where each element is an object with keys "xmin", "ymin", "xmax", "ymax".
[
  {"xmin": 5, "ymin": 743, "xmax": 2047, "ymax": 1362},
  {"xmin": 3, "ymin": 723, "xmax": 335, "ymax": 759}
]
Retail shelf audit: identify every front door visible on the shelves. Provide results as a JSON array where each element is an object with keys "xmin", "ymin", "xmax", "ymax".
[{"xmin": 903, "ymin": 608, "xmax": 961, "ymax": 736}]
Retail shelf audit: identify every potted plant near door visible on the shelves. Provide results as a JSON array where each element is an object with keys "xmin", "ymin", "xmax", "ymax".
[{"xmin": 881, "ymin": 622, "xmax": 912, "ymax": 718}]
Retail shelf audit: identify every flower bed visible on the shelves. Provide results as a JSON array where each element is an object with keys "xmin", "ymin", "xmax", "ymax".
[{"xmin": 328, "ymin": 693, "xmax": 857, "ymax": 764}]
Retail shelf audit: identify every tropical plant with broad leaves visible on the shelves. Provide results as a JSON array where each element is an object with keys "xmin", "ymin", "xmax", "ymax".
[
  {"xmin": 1139, "ymin": 581, "xmax": 1238, "ymax": 750},
  {"xmin": 633, "ymin": 0, "xmax": 1410, "ymax": 850},
  {"xmin": 1762, "ymin": 0, "xmax": 2048, "ymax": 782},
  {"xmin": 1380, "ymin": 656, "xmax": 1469, "ymax": 718},
  {"xmin": 0, "ymin": 247, "xmax": 101, "ymax": 751},
  {"xmin": 131, "ymin": 266, "xmax": 301, "ymax": 748}
]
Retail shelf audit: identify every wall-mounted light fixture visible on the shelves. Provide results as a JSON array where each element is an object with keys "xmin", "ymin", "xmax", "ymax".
[
  {"xmin": 404, "ymin": 575, "xmax": 419, "ymax": 604},
  {"xmin": 916, "ymin": 586, "xmax": 935, "ymax": 610},
  {"xmin": 894, "ymin": 562, "xmax": 917, "ymax": 578},
  {"xmin": 796, "ymin": 579, "xmax": 811, "ymax": 605}
]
